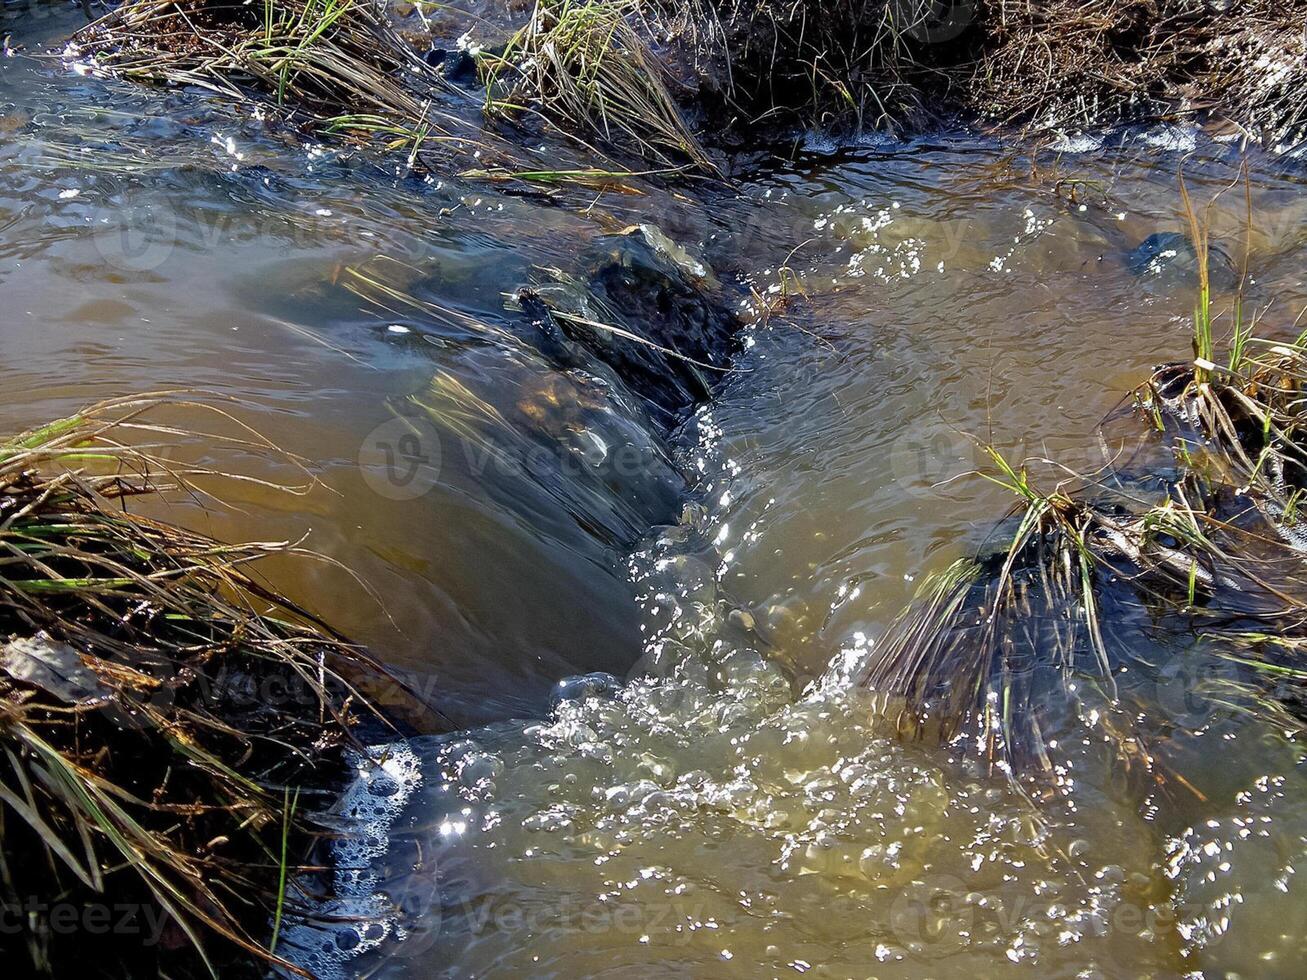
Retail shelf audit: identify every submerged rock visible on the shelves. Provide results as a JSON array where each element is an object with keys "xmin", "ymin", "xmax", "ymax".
[
  {"xmin": 515, "ymin": 224, "xmax": 737, "ymax": 420},
  {"xmin": 612, "ymin": 222, "xmax": 721, "ymax": 290},
  {"xmin": 409, "ymin": 340, "xmax": 687, "ymax": 552},
  {"xmin": 548, "ymin": 671, "xmax": 624, "ymax": 710},
  {"xmin": 1126, "ymin": 232, "xmax": 1239, "ymax": 290}
]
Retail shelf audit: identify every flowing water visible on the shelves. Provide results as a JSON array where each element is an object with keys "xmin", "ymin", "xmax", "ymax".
[{"xmin": 4, "ymin": 7, "xmax": 1307, "ymax": 978}]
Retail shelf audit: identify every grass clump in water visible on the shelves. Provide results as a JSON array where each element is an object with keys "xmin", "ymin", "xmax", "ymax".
[
  {"xmin": 0, "ymin": 396, "xmax": 390, "ymax": 977},
  {"xmin": 70, "ymin": 0, "xmax": 486, "ymax": 163},
  {"xmin": 480, "ymin": 0, "xmax": 714, "ymax": 171},
  {"xmin": 850, "ymin": 214, "xmax": 1307, "ymax": 791}
]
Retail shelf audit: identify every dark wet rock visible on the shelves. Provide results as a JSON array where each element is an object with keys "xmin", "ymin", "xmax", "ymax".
[
  {"xmin": 514, "ymin": 224, "xmax": 737, "ymax": 421},
  {"xmin": 424, "ymin": 46, "xmax": 480, "ymax": 86},
  {"xmin": 1126, "ymin": 232, "xmax": 1239, "ymax": 290},
  {"xmin": 584, "ymin": 224, "xmax": 735, "ymax": 408},
  {"xmin": 412, "ymin": 341, "xmax": 686, "ymax": 553}
]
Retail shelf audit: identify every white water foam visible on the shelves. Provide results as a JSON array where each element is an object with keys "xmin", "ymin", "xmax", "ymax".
[{"xmin": 279, "ymin": 741, "xmax": 423, "ymax": 980}]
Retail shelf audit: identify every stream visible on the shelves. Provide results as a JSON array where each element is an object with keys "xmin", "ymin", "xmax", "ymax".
[{"xmin": 4, "ymin": 6, "xmax": 1307, "ymax": 978}]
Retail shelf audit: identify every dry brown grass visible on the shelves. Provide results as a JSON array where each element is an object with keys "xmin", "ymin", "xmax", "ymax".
[
  {"xmin": 976, "ymin": 0, "xmax": 1307, "ymax": 143},
  {"xmin": 69, "ymin": 0, "xmax": 1307, "ymax": 164},
  {"xmin": 481, "ymin": 0, "xmax": 716, "ymax": 171},
  {"xmin": 70, "ymin": 0, "xmax": 495, "ymax": 166},
  {"xmin": 690, "ymin": 0, "xmax": 1307, "ymax": 144}
]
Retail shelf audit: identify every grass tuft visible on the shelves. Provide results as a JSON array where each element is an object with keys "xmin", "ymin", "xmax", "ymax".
[
  {"xmin": 0, "ymin": 395, "xmax": 392, "ymax": 976},
  {"xmin": 849, "ymin": 197, "xmax": 1307, "ymax": 789},
  {"xmin": 71, "ymin": 0, "xmax": 491, "ymax": 166},
  {"xmin": 480, "ymin": 0, "xmax": 715, "ymax": 171}
]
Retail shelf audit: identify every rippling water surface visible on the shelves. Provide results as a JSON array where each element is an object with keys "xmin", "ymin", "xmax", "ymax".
[{"xmin": 4, "ymin": 7, "xmax": 1307, "ymax": 977}]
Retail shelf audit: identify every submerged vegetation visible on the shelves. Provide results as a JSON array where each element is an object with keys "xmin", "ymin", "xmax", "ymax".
[{"xmin": 0, "ymin": 397, "xmax": 390, "ymax": 977}]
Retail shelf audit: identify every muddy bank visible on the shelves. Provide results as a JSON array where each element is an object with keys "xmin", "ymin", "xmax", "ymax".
[
  {"xmin": 677, "ymin": 0, "xmax": 1307, "ymax": 145},
  {"xmin": 390, "ymin": 0, "xmax": 1307, "ymax": 155},
  {"xmin": 0, "ymin": 399, "xmax": 415, "ymax": 978},
  {"xmin": 66, "ymin": 0, "xmax": 1307, "ymax": 185}
]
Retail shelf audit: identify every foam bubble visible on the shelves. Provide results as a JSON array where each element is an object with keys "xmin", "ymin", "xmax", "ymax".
[{"xmin": 279, "ymin": 742, "xmax": 423, "ymax": 980}]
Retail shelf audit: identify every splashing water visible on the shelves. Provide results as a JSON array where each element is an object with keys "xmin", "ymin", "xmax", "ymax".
[{"xmin": 4, "ymin": 10, "xmax": 1307, "ymax": 977}]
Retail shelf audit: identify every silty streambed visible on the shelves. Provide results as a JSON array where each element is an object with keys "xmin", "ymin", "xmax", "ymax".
[{"xmin": 3, "ymin": 8, "xmax": 1307, "ymax": 977}]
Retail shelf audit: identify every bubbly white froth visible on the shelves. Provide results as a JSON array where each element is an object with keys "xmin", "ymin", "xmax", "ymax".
[{"xmin": 280, "ymin": 742, "xmax": 423, "ymax": 980}]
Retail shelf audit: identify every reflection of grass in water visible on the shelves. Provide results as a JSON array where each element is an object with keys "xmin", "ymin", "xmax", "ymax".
[
  {"xmin": 0, "ymin": 396, "xmax": 388, "ymax": 975},
  {"xmin": 410, "ymin": 370, "xmax": 516, "ymax": 472},
  {"xmin": 21, "ymin": 145, "xmax": 202, "ymax": 174},
  {"xmin": 460, "ymin": 165, "xmax": 664, "ymax": 194}
]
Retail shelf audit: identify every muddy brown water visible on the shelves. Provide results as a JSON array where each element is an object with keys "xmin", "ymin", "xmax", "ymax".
[{"xmin": 4, "ymin": 7, "xmax": 1307, "ymax": 978}]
